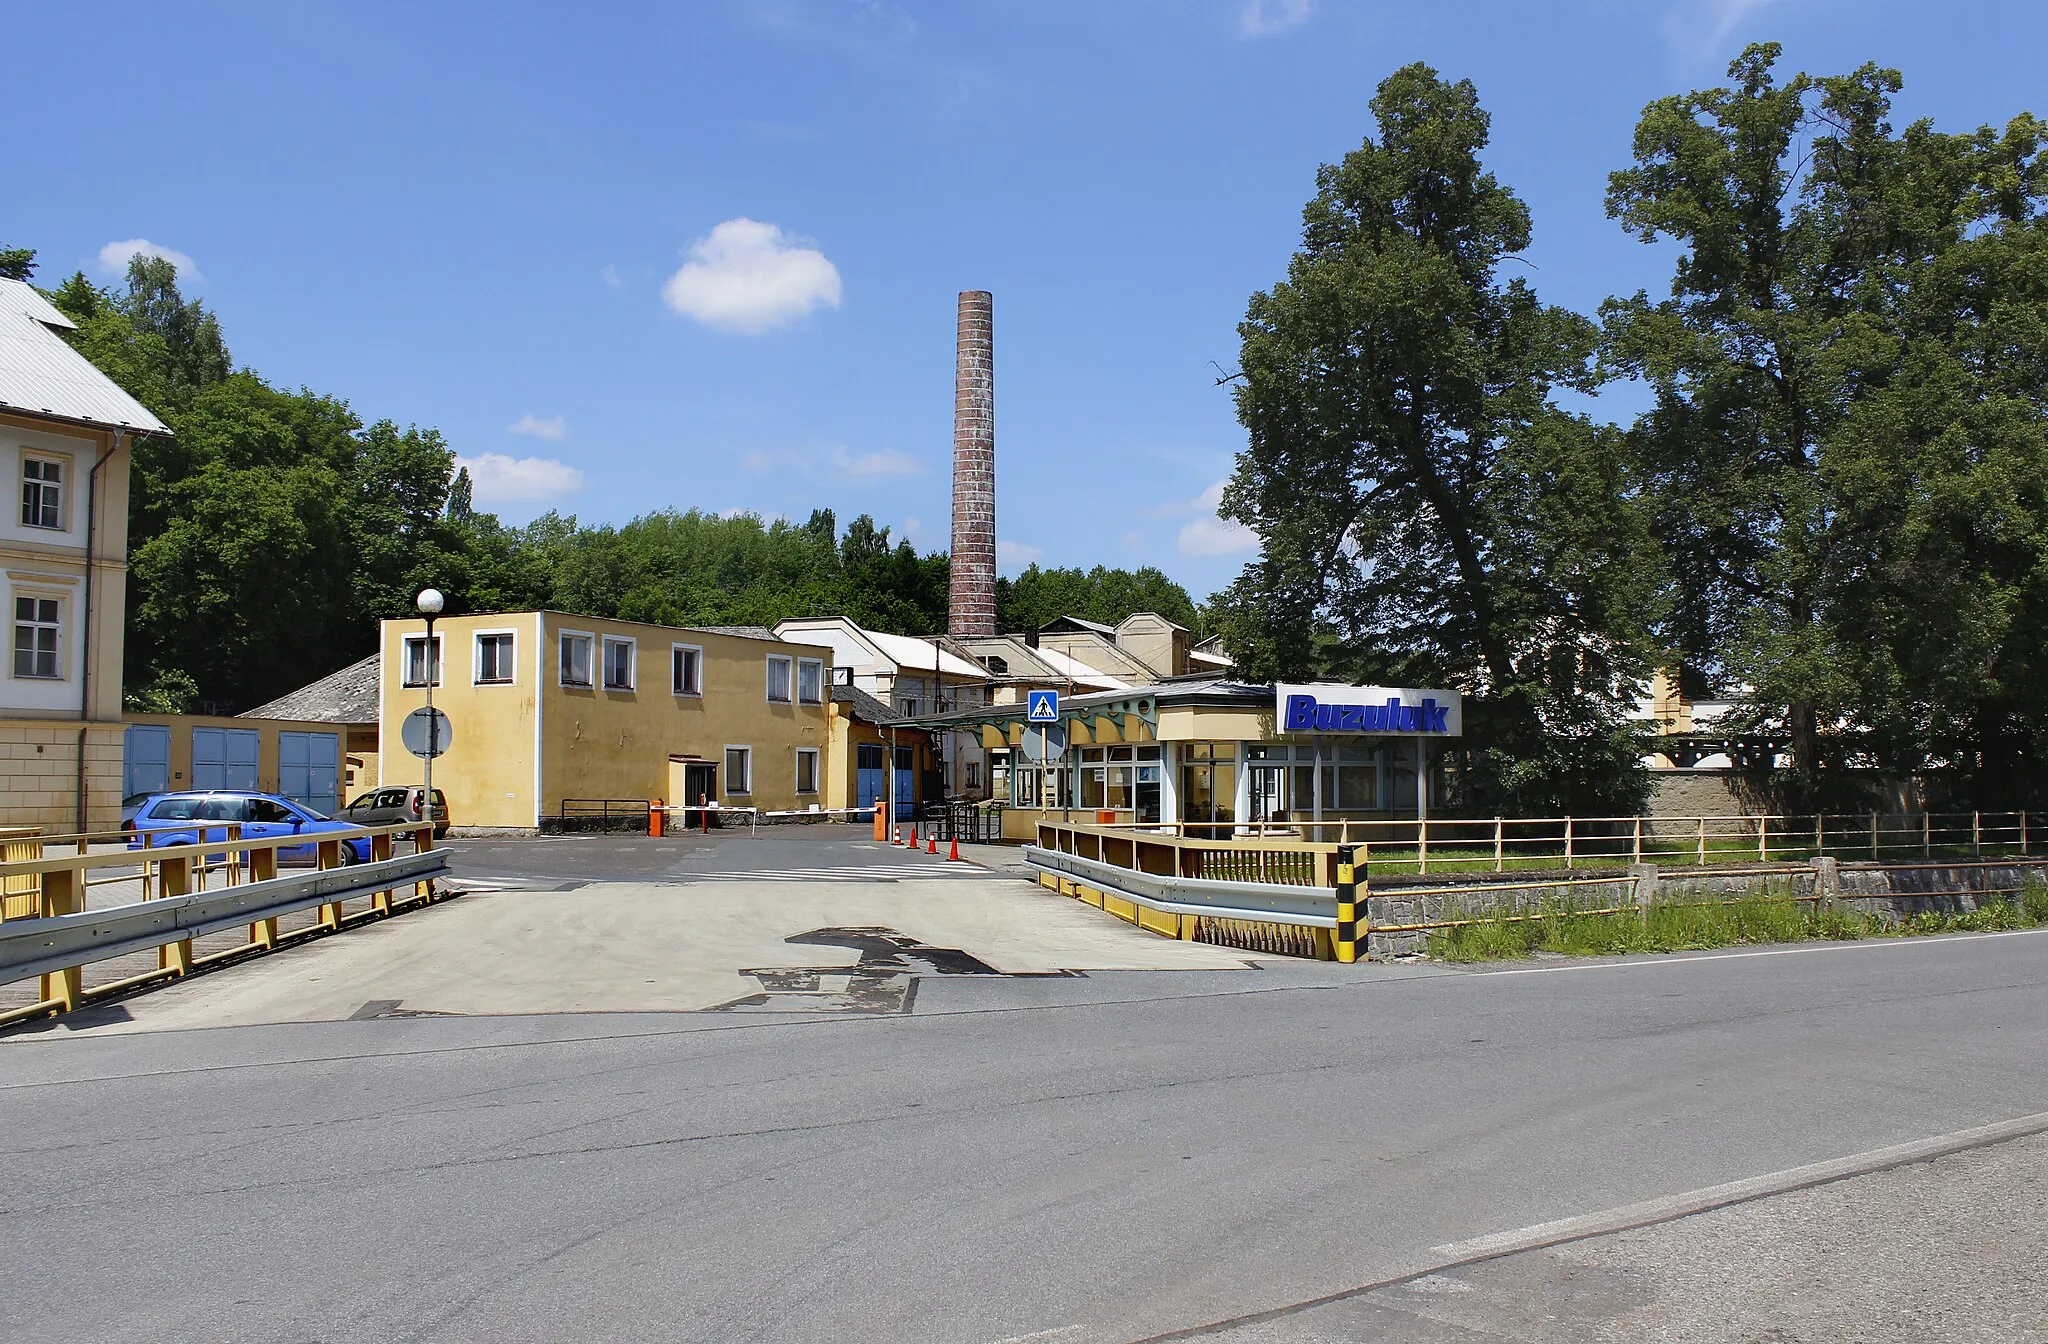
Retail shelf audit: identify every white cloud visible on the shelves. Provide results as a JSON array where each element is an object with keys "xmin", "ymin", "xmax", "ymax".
[
  {"xmin": 996, "ymin": 539, "xmax": 1044, "ymax": 568},
  {"xmin": 900, "ymin": 515, "xmax": 927, "ymax": 543},
  {"xmin": 600, "ymin": 264, "xmax": 624, "ymax": 290},
  {"xmin": 662, "ymin": 217, "xmax": 843, "ymax": 334},
  {"xmin": 832, "ymin": 445, "xmax": 921, "ymax": 477},
  {"xmin": 1174, "ymin": 479, "xmax": 1259, "ymax": 557},
  {"xmin": 741, "ymin": 450, "xmax": 775, "ymax": 472},
  {"xmin": 1122, "ymin": 531, "xmax": 1145, "ymax": 551},
  {"xmin": 456, "ymin": 453, "xmax": 585, "ymax": 504},
  {"xmin": 97, "ymin": 238, "xmax": 202, "ymax": 282},
  {"xmin": 1663, "ymin": 0, "xmax": 1780, "ymax": 59},
  {"xmin": 1238, "ymin": 0, "xmax": 1310, "ymax": 37},
  {"xmin": 507, "ymin": 414, "xmax": 567, "ymax": 441}
]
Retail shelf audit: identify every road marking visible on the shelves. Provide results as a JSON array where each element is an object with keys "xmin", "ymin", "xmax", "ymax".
[
  {"xmin": 1428, "ymin": 1108, "xmax": 2048, "ymax": 1260},
  {"xmin": 1126, "ymin": 1109, "xmax": 2048, "ymax": 1342},
  {"xmin": 676, "ymin": 864, "xmax": 987, "ymax": 883},
  {"xmin": 985, "ymin": 1327, "xmax": 1087, "ymax": 1343},
  {"xmin": 1468, "ymin": 924, "xmax": 2048, "ymax": 979}
]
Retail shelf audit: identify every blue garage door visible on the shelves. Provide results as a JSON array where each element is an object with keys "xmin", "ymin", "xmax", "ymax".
[
  {"xmin": 123, "ymin": 725, "xmax": 172, "ymax": 801},
  {"xmin": 279, "ymin": 731, "xmax": 341, "ymax": 816},
  {"xmin": 191, "ymin": 727, "xmax": 259, "ymax": 791}
]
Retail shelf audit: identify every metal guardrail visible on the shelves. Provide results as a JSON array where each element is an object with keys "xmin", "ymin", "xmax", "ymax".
[
  {"xmin": 0, "ymin": 821, "xmax": 446, "ymax": 1025},
  {"xmin": 0, "ymin": 850, "xmax": 446, "ymax": 987},
  {"xmin": 1022, "ymin": 845, "xmax": 1335, "ymax": 927}
]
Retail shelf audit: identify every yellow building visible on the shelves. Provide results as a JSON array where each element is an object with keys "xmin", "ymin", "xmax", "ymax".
[
  {"xmin": 378, "ymin": 612, "xmax": 835, "ymax": 830},
  {"xmin": 0, "ymin": 278, "xmax": 167, "ymax": 832}
]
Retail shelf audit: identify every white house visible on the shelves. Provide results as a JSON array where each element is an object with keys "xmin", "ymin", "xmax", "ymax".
[{"xmin": 0, "ymin": 277, "xmax": 166, "ymax": 830}]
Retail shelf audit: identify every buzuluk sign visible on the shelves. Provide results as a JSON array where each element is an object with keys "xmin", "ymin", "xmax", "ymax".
[{"xmin": 1276, "ymin": 683, "xmax": 1463, "ymax": 736}]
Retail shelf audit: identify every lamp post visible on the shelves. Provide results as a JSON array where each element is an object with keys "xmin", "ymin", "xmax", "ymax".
[{"xmin": 416, "ymin": 588, "xmax": 444, "ymax": 827}]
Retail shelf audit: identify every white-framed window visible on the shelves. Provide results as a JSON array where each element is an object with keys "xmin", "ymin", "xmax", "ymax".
[
  {"xmin": 12, "ymin": 595, "xmax": 61, "ymax": 679},
  {"xmin": 767, "ymin": 654, "xmax": 793, "ymax": 703},
  {"xmin": 401, "ymin": 633, "xmax": 442, "ymax": 688},
  {"xmin": 603, "ymin": 636, "xmax": 636, "ymax": 690},
  {"xmin": 796, "ymin": 747, "xmax": 820, "ymax": 795},
  {"xmin": 672, "ymin": 643, "xmax": 703, "ymax": 696},
  {"xmin": 20, "ymin": 456, "xmax": 64, "ymax": 530},
  {"xmin": 898, "ymin": 698, "xmax": 919, "ymax": 717},
  {"xmin": 559, "ymin": 631, "xmax": 594, "ymax": 687},
  {"xmin": 724, "ymin": 745, "xmax": 752, "ymax": 796},
  {"xmin": 475, "ymin": 631, "xmax": 516, "ymax": 685},
  {"xmin": 796, "ymin": 657, "xmax": 824, "ymax": 705}
]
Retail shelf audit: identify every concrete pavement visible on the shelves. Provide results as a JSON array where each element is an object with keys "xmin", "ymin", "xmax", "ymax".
[
  {"xmin": 3, "ymin": 915, "xmax": 2046, "ymax": 1342},
  {"xmin": 13, "ymin": 829, "xmax": 1253, "ymax": 1031}
]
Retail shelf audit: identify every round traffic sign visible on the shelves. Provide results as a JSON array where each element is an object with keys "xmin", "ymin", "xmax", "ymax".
[{"xmin": 401, "ymin": 706, "xmax": 454, "ymax": 759}]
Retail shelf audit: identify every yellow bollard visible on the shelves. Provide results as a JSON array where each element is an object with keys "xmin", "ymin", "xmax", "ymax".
[
  {"xmin": 1334, "ymin": 844, "xmax": 1361, "ymax": 964},
  {"xmin": 37, "ymin": 865, "xmax": 83, "ymax": 1011},
  {"xmin": 317, "ymin": 838, "xmax": 344, "ymax": 930}
]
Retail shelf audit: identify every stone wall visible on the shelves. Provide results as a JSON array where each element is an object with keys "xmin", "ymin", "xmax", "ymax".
[
  {"xmin": 1360, "ymin": 857, "xmax": 2046, "ymax": 957},
  {"xmin": 0, "ymin": 720, "xmax": 123, "ymax": 831}
]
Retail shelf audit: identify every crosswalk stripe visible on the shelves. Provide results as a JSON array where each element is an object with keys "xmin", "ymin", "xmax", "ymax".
[{"xmin": 679, "ymin": 864, "xmax": 984, "ymax": 882}]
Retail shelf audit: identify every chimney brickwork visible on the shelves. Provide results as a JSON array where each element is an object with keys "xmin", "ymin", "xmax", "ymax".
[{"xmin": 949, "ymin": 290, "xmax": 997, "ymax": 637}]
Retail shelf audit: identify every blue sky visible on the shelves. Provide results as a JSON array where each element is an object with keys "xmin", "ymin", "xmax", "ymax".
[{"xmin": 14, "ymin": 1, "xmax": 2047, "ymax": 602}]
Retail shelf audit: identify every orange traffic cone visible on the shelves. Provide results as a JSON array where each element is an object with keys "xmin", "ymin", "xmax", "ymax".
[
  {"xmin": 928, "ymin": 833, "xmax": 938, "ymax": 854},
  {"xmin": 949, "ymin": 837, "xmax": 961, "ymax": 862}
]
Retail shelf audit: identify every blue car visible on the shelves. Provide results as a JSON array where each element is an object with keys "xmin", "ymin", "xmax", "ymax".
[{"xmin": 123, "ymin": 790, "xmax": 372, "ymax": 865}]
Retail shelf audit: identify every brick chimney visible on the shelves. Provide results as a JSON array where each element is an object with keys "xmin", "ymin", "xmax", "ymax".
[{"xmin": 949, "ymin": 290, "xmax": 996, "ymax": 637}]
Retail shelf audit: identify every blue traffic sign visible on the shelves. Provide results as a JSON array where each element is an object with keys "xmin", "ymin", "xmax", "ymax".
[{"xmin": 1027, "ymin": 689, "xmax": 1060, "ymax": 723}]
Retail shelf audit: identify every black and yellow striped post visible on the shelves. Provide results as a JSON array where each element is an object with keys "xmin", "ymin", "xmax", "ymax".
[{"xmin": 1334, "ymin": 844, "xmax": 1362, "ymax": 963}]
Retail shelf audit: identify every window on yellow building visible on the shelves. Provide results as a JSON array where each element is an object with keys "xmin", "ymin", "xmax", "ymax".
[
  {"xmin": 401, "ymin": 634, "xmax": 441, "ymax": 688},
  {"xmin": 559, "ymin": 632, "xmax": 593, "ymax": 687},
  {"xmin": 796, "ymin": 748, "xmax": 820, "ymax": 795}
]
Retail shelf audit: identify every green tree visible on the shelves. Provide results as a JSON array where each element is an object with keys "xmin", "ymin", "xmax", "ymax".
[
  {"xmin": 446, "ymin": 467, "xmax": 474, "ymax": 523},
  {"xmin": 1606, "ymin": 45, "xmax": 2048, "ymax": 806},
  {"xmin": 0, "ymin": 243, "xmax": 34, "ymax": 281},
  {"xmin": 1218, "ymin": 62, "xmax": 1661, "ymax": 814},
  {"xmin": 996, "ymin": 564, "xmax": 1203, "ymax": 634}
]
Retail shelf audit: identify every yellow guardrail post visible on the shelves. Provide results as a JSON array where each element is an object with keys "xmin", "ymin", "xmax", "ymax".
[
  {"xmin": 247, "ymin": 842, "xmax": 279, "ymax": 950},
  {"xmin": 159, "ymin": 853, "xmax": 193, "ymax": 976},
  {"xmin": 317, "ymin": 839, "xmax": 345, "ymax": 930},
  {"xmin": 1334, "ymin": 844, "xmax": 1361, "ymax": 964},
  {"xmin": 37, "ymin": 862, "xmax": 83, "ymax": 1010},
  {"xmin": 413, "ymin": 825, "xmax": 436, "ymax": 903},
  {"xmin": 370, "ymin": 829, "xmax": 395, "ymax": 914}
]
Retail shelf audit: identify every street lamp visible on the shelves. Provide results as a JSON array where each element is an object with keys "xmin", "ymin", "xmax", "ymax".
[{"xmin": 417, "ymin": 588, "xmax": 444, "ymax": 830}]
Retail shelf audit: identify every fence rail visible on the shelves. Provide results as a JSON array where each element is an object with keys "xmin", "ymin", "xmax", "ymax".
[
  {"xmin": 1028, "ymin": 818, "xmax": 2048, "ymax": 961},
  {"xmin": 1048, "ymin": 811, "xmax": 2034, "ymax": 877},
  {"xmin": 0, "ymin": 822, "xmax": 444, "ymax": 1026}
]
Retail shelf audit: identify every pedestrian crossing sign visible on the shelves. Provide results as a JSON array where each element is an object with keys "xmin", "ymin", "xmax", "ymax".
[{"xmin": 1027, "ymin": 689, "xmax": 1060, "ymax": 723}]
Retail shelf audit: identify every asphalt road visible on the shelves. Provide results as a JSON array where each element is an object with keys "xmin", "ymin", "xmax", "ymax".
[{"xmin": 5, "ymin": 886, "xmax": 2047, "ymax": 1342}]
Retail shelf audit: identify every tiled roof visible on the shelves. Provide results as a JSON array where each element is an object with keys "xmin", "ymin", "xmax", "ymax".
[
  {"xmin": 240, "ymin": 653, "xmax": 381, "ymax": 724},
  {"xmin": 831, "ymin": 683, "xmax": 902, "ymax": 725},
  {"xmin": 0, "ymin": 279, "xmax": 168, "ymax": 434},
  {"xmin": 689, "ymin": 625, "xmax": 780, "ymax": 641}
]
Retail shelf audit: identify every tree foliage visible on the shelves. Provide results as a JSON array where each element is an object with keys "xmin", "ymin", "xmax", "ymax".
[
  {"xmin": 1215, "ymin": 63, "xmax": 1662, "ymax": 813},
  {"xmin": 1606, "ymin": 44, "xmax": 2048, "ymax": 807},
  {"xmin": 997, "ymin": 564, "xmax": 1202, "ymax": 635}
]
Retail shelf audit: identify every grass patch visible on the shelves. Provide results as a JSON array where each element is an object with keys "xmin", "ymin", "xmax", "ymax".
[{"xmin": 1427, "ymin": 878, "xmax": 2048, "ymax": 963}]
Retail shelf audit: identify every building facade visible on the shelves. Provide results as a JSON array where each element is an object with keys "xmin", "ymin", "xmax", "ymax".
[
  {"xmin": 0, "ymin": 278, "xmax": 166, "ymax": 831},
  {"xmin": 378, "ymin": 612, "xmax": 835, "ymax": 830}
]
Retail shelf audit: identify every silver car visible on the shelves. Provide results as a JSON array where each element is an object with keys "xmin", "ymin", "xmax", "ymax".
[{"xmin": 342, "ymin": 785, "xmax": 450, "ymax": 838}]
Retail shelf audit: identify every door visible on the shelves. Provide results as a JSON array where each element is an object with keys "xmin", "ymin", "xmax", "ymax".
[
  {"xmin": 123, "ymin": 725, "xmax": 171, "ymax": 801},
  {"xmin": 894, "ymin": 746, "xmax": 916, "ymax": 820},
  {"xmin": 279, "ymin": 731, "xmax": 340, "ymax": 816},
  {"xmin": 245, "ymin": 796, "xmax": 312, "ymax": 861},
  {"xmin": 855, "ymin": 743, "xmax": 885, "ymax": 816},
  {"xmin": 191, "ymin": 728, "xmax": 259, "ymax": 791},
  {"xmin": 1247, "ymin": 765, "xmax": 1288, "ymax": 824}
]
